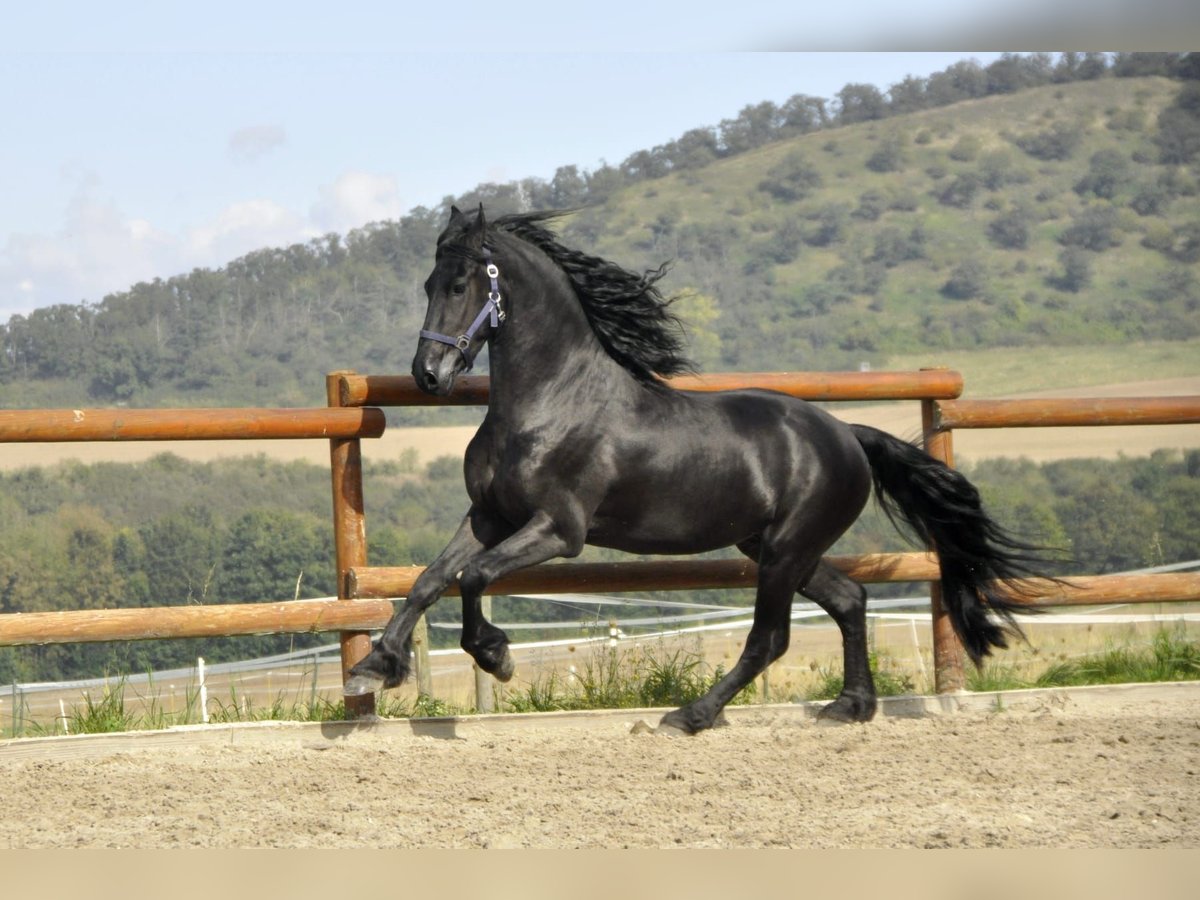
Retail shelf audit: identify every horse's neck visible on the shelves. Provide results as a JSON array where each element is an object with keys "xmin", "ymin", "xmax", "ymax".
[{"xmin": 485, "ymin": 264, "xmax": 632, "ymax": 425}]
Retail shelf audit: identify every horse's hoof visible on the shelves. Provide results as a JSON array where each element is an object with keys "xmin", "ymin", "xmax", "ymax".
[
  {"xmin": 656, "ymin": 708, "xmax": 701, "ymax": 736},
  {"xmin": 492, "ymin": 649, "xmax": 516, "ymax": 683},
  {"xmin": 817, "ymin": 693, "xmax": 877, "ymax": 724},
  {"xmin": 343, "ymin": 674, "xmax": 384, "ymax": 697}
]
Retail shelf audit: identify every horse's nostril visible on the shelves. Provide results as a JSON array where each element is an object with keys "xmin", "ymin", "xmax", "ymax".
[{"xmin": 420, "ymin": 369, "xmax": 439, "ymax": 393}]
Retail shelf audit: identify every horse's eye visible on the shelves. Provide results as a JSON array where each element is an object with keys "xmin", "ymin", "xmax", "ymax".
[{"xmin": 451, "ymin": 281, "xmax": 467, "ymax": 296}]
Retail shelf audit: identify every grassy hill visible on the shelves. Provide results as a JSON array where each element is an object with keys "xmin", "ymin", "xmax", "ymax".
[
  {"xmin": 574, "ymin": 77, "xmax": 1199, "ymax": 373},
  {"xmin": 1, "ymin": 72, "xmax": 1198, "ymax": 414}
]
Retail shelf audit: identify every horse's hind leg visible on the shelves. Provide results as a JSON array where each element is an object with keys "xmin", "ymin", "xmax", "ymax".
[
  {"xmin": 734, "ymin": 542, "xmax": 876, "ymax": 723},
  {"xmin": 800, "ymin": 561, "xmax": 877, "ymax": 723},
  {"xmin": 658, "ymin": 541, "xmax": 815, "ymax": 735}
]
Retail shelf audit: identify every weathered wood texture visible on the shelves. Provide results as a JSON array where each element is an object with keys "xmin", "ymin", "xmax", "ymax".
[
  {"xmin": 347, "ymin": 553, "xmax": 941, "ymax": 599},
  {"xmin": 935, "ymin": 397, "xmax": 1200, "ymax": 430},
  {"xmin": 0, "ymin": 407, "xmax": 386, "ymax": 442},
  {"xmin": 335, "ymin": 370, "xmax": 965, "ymax": 408},
  {"xmin": 1, "ymin": 572, "xmax": 1194, "ymax": 648},
  {"xmin": 326, "ymin": 371, "xmax": 376, "ymax": 715},
  {"xmin": 0, "ymin": 599, "xmax": 395, "ymax": 646}
]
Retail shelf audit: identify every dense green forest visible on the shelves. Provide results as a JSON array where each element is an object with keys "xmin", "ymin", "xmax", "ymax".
[
  {"xmin": 2, "ymin": 448, "xmax": 1197, "ymax": 683},
  {"xmin": 2, "ymin": 53, "xmax": 1199, "ymax": 415}
]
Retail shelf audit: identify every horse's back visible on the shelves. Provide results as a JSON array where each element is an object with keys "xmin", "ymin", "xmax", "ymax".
[{"xmin": 579, "ymin": 385, "xmax": 871, "ymax": 554}]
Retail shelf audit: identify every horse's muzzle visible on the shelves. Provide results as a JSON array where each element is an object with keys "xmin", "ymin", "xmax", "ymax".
[{"xmin": 412, "ymin": 344, "xmax": 461, "ymax": 397}]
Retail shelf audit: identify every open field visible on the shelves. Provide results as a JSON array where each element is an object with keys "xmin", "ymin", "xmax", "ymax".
[{"xmin": 2, "ymin": 375, "xmax": 1198, "ymax": 471}]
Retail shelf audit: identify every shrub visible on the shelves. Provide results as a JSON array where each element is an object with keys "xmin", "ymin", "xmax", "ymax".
[
  {"xmin": 1059, "ymin": 206, "xmax": 1124, "ymax": 251},
  {"xmin": 938, "ymin": 172, "xmax": 983, "ymax": 208},
  {"xmin": 941, "ymin": 258, "xmax": 989, "ymax": 300},
  {"xmin": 1073, "ymin": 149, "xmax": 1133, "ymax": 200},
  {"xmin": 1050, "ymin": 247, "xmax": 1093, "ymax": 292},
  {"xmin": 865, "ymin": 135, "xmax": 907, "ymax": 173},
  {"xmin": 1130, "ymin": 179, "xmax": 1173, "ymax": 216},
  {"xmin": 805, "ymin": 203, "xmax": 850, "ymax": 247},
  {"xmin": 948, "ymin": 134, "xmax": 982, "ymax": 161},
  {"xmin": 758, "ymin": 150, "xmax": 823, "ymax": 202},
  {"xmin": 1014, "ymin": 120, "xmax": 1084, "ymax": 160},
  {"xmin": 852, "ymin": 189, "xmax": 889, "ymax": 221},
  {"xmin": 988, "ymin": 206, "xmax": 1033, "ymax": 249}
]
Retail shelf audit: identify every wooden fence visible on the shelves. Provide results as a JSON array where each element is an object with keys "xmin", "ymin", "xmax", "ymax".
[{"xmin": 1, "ymin": 369, "xmax": 1198, "ymax": 713}]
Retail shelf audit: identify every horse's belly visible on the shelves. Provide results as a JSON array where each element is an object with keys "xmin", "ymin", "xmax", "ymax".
[{"xmin": 585, "ymin": 497, "xmax": 761, "ymax": 555}]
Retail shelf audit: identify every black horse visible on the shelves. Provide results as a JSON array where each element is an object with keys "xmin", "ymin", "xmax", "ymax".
[{"xmin": 346, "ymin": 206, "xmax": 1045, "ymax": 733}]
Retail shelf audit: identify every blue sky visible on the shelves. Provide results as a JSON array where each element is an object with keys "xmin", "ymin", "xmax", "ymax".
[{"xmin": 4, "ymin": 1, "xmax": 1188, "ymax": 320}]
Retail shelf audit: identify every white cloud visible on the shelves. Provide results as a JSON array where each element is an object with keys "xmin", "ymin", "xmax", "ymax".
[
  {"xmin": 186, "ymin": 198, "xmax": 319, "ymax": 264},
  {"xmin": 0, "ymin": 169, "xmax": 402, "ymax": 320},
  {"xmin": 227, "ymin": 124, "xmax": 287, "ymax": 163},
  {"xmin": 311, "ymin": 170, "xmax": 402, "ymax": 235},
  {"xmin": 0, "ymin": 179, "xmax": 177, "ymax": 316}
]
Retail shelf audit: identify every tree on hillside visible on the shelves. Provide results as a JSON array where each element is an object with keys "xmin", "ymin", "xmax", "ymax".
[
  {"xmin": 719, "ymin": 101, "xmax": 783, "ymax": 155},
  {"xmin": 550, "ymin": 166, "xmax": 588, "ymax": 207},
  {"xmin": 924, "ymin": 60, "xmax": 988, "ymax": 106},
  {"xmin": 836, "ymin": 83, "xmax": 887, "ymax": 124},
  {"xmin": 663, "ymin": 128, "xmax": 721, "ymax": 170},
  {"xmin": 779, "ymin": 94, "xmax": 828, "ymax": 134},
  {"xmin": 985, "ymin": 52, "xmax": 1053, "ymax": 94},
  {"xmin": 887, "ymin": 75, "xmax": 929, "ymax": 115}
]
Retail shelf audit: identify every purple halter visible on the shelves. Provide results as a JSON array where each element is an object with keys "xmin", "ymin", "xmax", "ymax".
[{"xmin": 418, "ymin": 247, "xmax": 505, "ymax": 369}]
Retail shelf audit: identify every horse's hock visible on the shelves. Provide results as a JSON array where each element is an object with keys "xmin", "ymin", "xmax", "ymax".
[{"xmin": 1, "ymin": 368, "xmax": 1198, "ymax": 712}]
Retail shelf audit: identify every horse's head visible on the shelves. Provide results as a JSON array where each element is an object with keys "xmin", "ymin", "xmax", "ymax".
[{"xmin": 413, "ymin": 205, "xmax": 503, "ymax": 396}]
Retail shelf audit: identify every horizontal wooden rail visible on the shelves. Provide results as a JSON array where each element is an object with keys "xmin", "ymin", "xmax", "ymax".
[
  {"xmin": 0, "ymin": 407, "xmax": 386, "ymax": 442},
  {"xmin": 934, "ymin": 397, "xmax": 1200, "ymax": 430},
  {"xmin": 349, "ymin": 558, "xmax": 1200, "ymax": 611},
  {"xmin": 348, "ymin": 553, "xmax": 943, "ymax": 599},
  {"xmin": 0, "ymin": 599, "xmax": 396, "ymax": 646},
  {"xmin": 1020, "ymin": 572, "xmax": 1200, "ymax": 608},
  {"xmin": 2, "ymin": 570, "xmax": 1193, "ymax": 648},
  {"xmin": 335, "ymin": 370, "xmax": 965, "ymax": 408}
]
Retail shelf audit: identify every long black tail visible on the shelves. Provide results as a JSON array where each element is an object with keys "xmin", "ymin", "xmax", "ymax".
[{"xmin": 851, "ymin": 424, "xmax": 1051, "ymax": 664}]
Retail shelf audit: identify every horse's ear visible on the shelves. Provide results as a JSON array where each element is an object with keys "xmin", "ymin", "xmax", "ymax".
[
  {"xmin": 448, "ymin": 205, "xmax": 464, "ymax": 225},
  {"xmin": 467, "ymin": 204, "xmax": 487, "ymax": 244}
]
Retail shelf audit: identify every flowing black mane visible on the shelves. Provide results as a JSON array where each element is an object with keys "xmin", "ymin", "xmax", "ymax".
[{"xmin": 443, "ymin": 209, "xmax": 693, "ymax": 382}]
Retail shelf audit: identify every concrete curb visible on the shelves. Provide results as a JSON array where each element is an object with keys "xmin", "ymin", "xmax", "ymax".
[{"xmin": 1, "ymin": 680, "xmax": 1196, "ymax": 763}]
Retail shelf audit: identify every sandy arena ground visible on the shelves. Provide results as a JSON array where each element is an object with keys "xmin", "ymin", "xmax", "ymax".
[{"xmin": 1, "ymin": 685, "xmax": 1197, "ymax": 849}]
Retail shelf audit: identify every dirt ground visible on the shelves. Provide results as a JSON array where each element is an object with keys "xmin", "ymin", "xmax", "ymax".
[{"xmin": 2, "ymin": 687, "xmax": 1197, "ymax": 849}]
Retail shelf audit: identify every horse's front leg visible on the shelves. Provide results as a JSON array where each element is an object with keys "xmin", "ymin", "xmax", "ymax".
[
  {"xmin": 454, "ymin": 510, "xmax": 583, "ymax": 673},
  {"xmin": 345, "ymin": 507, "xmax": 508, "ymax": 695}
]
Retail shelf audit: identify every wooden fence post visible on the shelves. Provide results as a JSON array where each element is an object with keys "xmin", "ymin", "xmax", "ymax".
[
  {"xmin": 921, "ymin": 377, "xmax": 966, "ymax": 694},
  {"xmin": 474, "ymin": 596, "xmax": 495, "ymax": 713},
  {"xmin": 412, "ymin": 615, "xmax": 433, "ymax": 700},
  {"xmin": 327, "ymin": 370, "xmax": 376, "ymax": 717}
]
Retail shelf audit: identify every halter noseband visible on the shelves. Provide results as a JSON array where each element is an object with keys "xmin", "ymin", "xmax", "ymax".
[{"xmin": 418, "ymin": 247, "xmax": 506, "ymax": 369}]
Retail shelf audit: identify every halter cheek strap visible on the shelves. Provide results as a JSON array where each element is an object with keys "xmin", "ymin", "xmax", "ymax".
[{"xmin": 418, "ymin": 247, "xmax": 506, "ymax": 369}]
